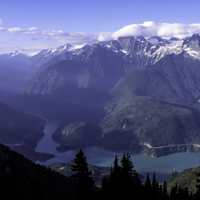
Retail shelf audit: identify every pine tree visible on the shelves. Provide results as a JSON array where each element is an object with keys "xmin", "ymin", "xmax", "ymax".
[
  {"xmin": 144, "ymin": 173, "xmax": 152, "ymax": 199},
  {"xmin": 110, "ymin": 156, "xmax": 121, "ymax": 188},
  {"xmin": 112, "ymin": 156, "xmax": 121, "ymax": 175},
  {"xmin": 121, "ymin": 153, "xmax": 133, "ymax": 177},
  {"xmin": 152, "ymin": 173, "xmax": 158, "ymax": 190},
  {"xmin": 71, "ymin": 149, "xmax": 95, "ymax": 199},
  {"xmin": 152, "ymin": 173, "xmax": 160, "ymax": 200},
  {"xmin": 101, "ymin": 156, "xmax": 122, "ymax": 199},
  {"xmin": 71, "ymin": 149, "xmax": 90, "ymax": 175},
  {"xmin": 162, "ymin": 181, "xmax": 169, "ymax": 200},
  {"xmin": 120, "ymin": 153, "xmax": 141, "ymax": 198},
  {"xmin": 145, "ymin": 173, "xmax": 152, "ymax": 190},
  {"xmin": 120, "ymin": 153, "xmax": 140, "ymax": 185}
]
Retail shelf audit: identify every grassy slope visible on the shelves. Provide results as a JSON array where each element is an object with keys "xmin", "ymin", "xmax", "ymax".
[{"xmin": 168, "ymin": 167, "xmax": 200, "ymax": 193}]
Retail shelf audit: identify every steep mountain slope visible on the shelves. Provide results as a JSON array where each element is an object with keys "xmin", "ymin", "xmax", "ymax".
[
  {"xmin": 100, "ymin": 96, "xmax": 200, "ymax": 151},
  {"xmin": 0, "ymin": 52, "xmax": 34, "ymax": 93},
  {"xmin": 113, "ymin": 53, "xmax": 200, "ymax": 104},
  {"xmin": 19, "ymin": 36, "xmax": 182, "ymax": 119},
  {"xmin": 0, "ymin": 102, "xmax": 50, "ymax": 161},
  {"xmin": 27, "ymin": 34, "xmax": 200, "ymax": 96},
  {"xmin": 52, "ymin": 95, "xmax": 200, "ymax": 154},
  {"xmin": 49, "ymin": 52, "xmax": 200, "ymax": 153},
  {"xmin": 6, "ymin": 34, "xmax": 200, "ymax": 157},
  {"xmin": 0, "ymin": 144, "xmax": 77, "ymax": 199},
  {"xmin": 28, "ymin": 44, "xmax": 132, "ymax": 95},
  {"xmin": 98, "ymin": 52, "xmax": 200, "ymax": 152},
  {"xmin": 0, "ymin": 102, "xmax": 44, "ymax": 144},
  {"xmin": 168, "ymin": 167, "xmax": 200, "ymax": 194}
]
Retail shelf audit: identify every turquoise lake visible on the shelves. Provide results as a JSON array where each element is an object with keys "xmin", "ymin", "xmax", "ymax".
[{"xmin": 36, "ymin": 121, "xmax": 200, "ymax": 174}]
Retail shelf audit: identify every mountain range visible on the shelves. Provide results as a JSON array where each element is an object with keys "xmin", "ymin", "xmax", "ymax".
[{"xmin": 2, "ymin": 34, "xmax": 200, "ymax": 157}]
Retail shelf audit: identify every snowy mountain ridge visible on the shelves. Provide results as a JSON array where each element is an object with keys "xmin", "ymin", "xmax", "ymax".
[
  {"xmin": 2, "ymin": 34, "xmax": 200, "ymax": 65},
  {"xmin": 31, "ymin": 34, "xmax": 200, "ymax": 66}
]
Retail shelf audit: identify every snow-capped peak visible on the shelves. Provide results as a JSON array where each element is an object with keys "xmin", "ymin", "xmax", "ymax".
[
  {"xmin": 0, "ymin": 50, "xmax": 30, "ymax": 58},
  {"xmin": 9, "ymin": 51, "xmax": 21, "ymax": 57},
  {"xmin": 54, "ymin": 44, "xmax": 72, "ymax": 53},
  {"xmin": 69, "ymin": 44, "xmax": 86, "ymax": 51},
  {"xmin": 31, "ymin": 34, "xmax": 200, "ymax": 66}
]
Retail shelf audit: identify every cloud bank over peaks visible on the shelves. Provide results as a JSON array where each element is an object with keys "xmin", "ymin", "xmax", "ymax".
[
  {"xmin": 111, "ymin": 21, "xmax": 200, "ymax": 39},
  {"xmin": 1, "ymin": 20, "xmax": 200, "ymax": 55},
  {"xmin": 4, "ymin": 21, "xmax": 200, "ymax": 46}
]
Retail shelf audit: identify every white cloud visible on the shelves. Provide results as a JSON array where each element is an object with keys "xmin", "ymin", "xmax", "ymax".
[
  {"xmin": 97, "ymin": 32, "xmax": 113, "ymax": 41},
  {"xmin": 111, "ymin": 21, "xmax": 200, "ymax": 39},
  {"xmin": 2, "ymin": 21, "xmax": 200, "ymax": 45},
  {"xmin": 1, "ymin": 20, "xmax": 200, "ymax": 54},
  {"xmin": 8, "ymin": 27, "xmax": 23, "ymax": 33},
  {"xmin": 0, "ymin": 25, "xmax": 98, "ymax": 45}
]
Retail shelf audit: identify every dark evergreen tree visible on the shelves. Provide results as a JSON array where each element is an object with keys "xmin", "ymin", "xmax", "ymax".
[
  {"xmin": 152, "ymin": 173, "xmax": 160, "ymax": 200},
  {"xmin": 121, "ymin": 153, "xmax": 134, "ymax": 176},
  {"xmin": 107, "ymin": 156, "xmax": 122, "ymax": 195},
  {"xmin": 71, "ymin": 149, "xmax": 90, "ymax": 175},
  {"xmin": 112, "ymin": 155, "xmax": 121, "ymax": 178},
  {"xmin": 143, "ymin": 173, "xmax": 152, "ymax": 199},
  {"xmin": 101, "ymin": 156, "xmax": 122, "ymax": 199},
  {"xmin": 162, "ymin": 181, "xmax": 169, "ymax": 200},
  {"xmin": 71, "ymin": 149, "xmax": 95, "ymax": 199},
  {"xmin": 152, "ymin": 173, "xmax": 159, "ymax": 190},
  {"xmin": 121, "ymin": 153, "xmax": 141, "ymax": 197},
  {"xmin": 0, "ymin": 143, "xmax": 197, "ymax": 200},
  {"xmin": 101, "ymin": 153, "xmax": 142, "ymax": 199},
  {"xmin": 145, "ymin": 173, "xmax": 152, "ymax": 190}
]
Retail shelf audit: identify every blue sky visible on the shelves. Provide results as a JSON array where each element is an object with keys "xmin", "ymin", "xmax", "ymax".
[
  {"xmin": 0, "ymin": 0, "xmax": 200, "ymax": 54},
  {"xmin": 1, "ymin": 0, "xmax": 200, "ymax": 31}
]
